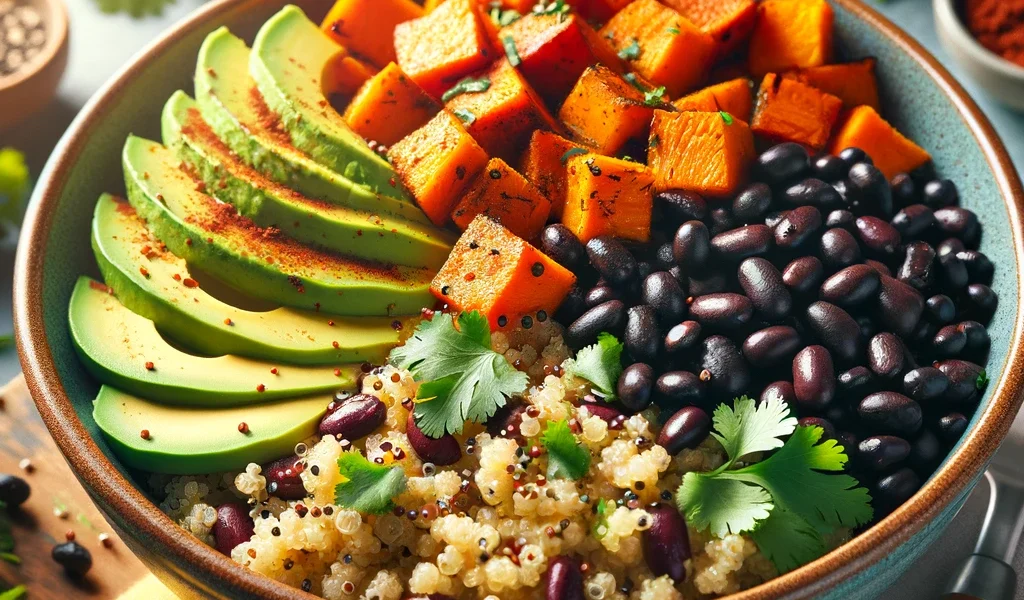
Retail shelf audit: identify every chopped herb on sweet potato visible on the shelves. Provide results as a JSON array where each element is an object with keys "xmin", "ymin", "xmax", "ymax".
[{"xmin": 559, "ymin": 65, "xmax": 655, "ymax": 156}]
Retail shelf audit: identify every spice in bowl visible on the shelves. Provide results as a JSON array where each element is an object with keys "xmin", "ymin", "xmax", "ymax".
[
  {"xmin": 963, "ymin": 0, "xmax": 1024, "ymax": 68},
  {"xmin": 0, "ymin": 0, "xmax": 46, "ymax": 79}
]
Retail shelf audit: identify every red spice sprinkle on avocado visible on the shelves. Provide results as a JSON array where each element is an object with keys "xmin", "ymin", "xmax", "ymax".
[
  {"xmin": 139, "ymin": 430, "xmax": 150, "ymax": 440},
  {"xmin": 144, "ymin": 361, "xmax": 155, "ymax": 371},
  {"xmin": 270, "ymin": 368, "xmax": 279, "ymax": 375},
  {"xmin": 256, "ymin": 384, "xmax": 266, "ymax": 393},
  {"xmin": 238, "ymin": 422, "xmax": 250, "ymax": 434}
]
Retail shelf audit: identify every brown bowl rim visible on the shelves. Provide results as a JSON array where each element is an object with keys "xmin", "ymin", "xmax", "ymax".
[{"xmin": 13, "ymin": 0, "xmax": 1024, "ymax": 598}]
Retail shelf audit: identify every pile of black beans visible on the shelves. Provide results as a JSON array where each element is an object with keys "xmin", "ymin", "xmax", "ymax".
[{"xmin": 543, "ymin": 142, "xmax": 996, "ymax": 520}]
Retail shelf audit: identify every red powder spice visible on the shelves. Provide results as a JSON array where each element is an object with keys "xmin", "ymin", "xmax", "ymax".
[{"xmin": 964, "ymin": 0, "xmax": 1024, "ymax": 67}]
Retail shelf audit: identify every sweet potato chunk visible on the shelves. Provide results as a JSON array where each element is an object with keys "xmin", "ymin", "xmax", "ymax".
[
  {"xmin": 660, "ymin": 0, "xmax": 757, "ymax": 57},
  {"xmin": 783, "ymin": 58, "xmax": 881, "ymax": 111},
  {"xmin": 600, "ymin": 0, "xmax": 716, "ymax": 97},
  {"xmin": 829, "ymin": 106, "xmax": 931, "ymax": 180},
  {"xmin": 563, "ymin": 154, "xmax": 655, "ymax": 243},
  {"xmin": 673, "ymin": 78, "xmax": 754, "ymax": 122},
  {"xmin": 394, "ymin": 0, "xmax": 495, "ymax": 97},
  {"xmin": 321, "ymin": 0, "xmax": 423, "ymax": 68},
  {"xmin": 519, "ymin": 131, "xmax": 590, "ymax": 219},
  {"xmin": 452, "ymin": 158, "xmax": 552, "ymax": 239},
  {"xmin": 751, "ymin": 74, "xmax": 842, "ymax": 151},
  {"xmin": 648, "ymin": 110, "xmax": 754, "ymax": 196},
  {"xmin": 445, "ymin": 60, "xmax": 560, "ymax": 160},
  {"xmin": 749, "ymin": 0, "xmax": 833, "ymax": 77},
  {"xmin": 388, "ymin": 111, "xmax": 490, "ymax": 226},
  {"xmin": 344, "ymin": 62, "xmax": 441, "ymax": 146},
  {"xmin": 580, "ymin": 0, "xmax": 637, "ymax": 23},
  {"xmin": 323, "ymin": 53, "xmax": 379, "ymax": 96},
  {"xmin": 559, "ymin": 65, "xmax": 654, "ymax": 156},
  {"xmin": 432, "ymin": 216, "xmax": 577, "ymax": 329}
]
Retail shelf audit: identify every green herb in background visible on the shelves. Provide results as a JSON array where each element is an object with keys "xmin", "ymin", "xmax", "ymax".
[
  {"xmin": 0, "ymin": 585, "xmax": 26, "ymax": 600},
  {"xmin": 441, "ymin": 76, "xmax": 492, "ymax": 103},
  {"xmin": 0, "ymin": 148, "xmax": 28, "ymax": 236},
  {"xmin": 617, "ymin": 38, "xmax": 641, "ymax": 61},
  {"xmin": 92, "ymin": 0, "xmax": 177, "ymax": 17},
  {"xmin": 643, "ymin": 86, "xmax": 667, "ymax": 107}
]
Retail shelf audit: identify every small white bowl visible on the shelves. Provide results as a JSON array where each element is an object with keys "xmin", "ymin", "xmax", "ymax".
[{"xmin": 934, "ymin": 0, "xmax": 1024, "ymax": 111}]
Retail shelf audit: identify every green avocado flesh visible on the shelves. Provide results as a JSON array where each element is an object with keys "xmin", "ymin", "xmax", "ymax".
[
  {"xmin": 194, "ymin": 27, "xmax": 424, "ymax": 218},
  {"xmin": 161, "ymin": 91, "xmax": 454, "ymax": 269},
  {"xmin": 94, "ymin": 385, "xmax": 333, "ymax": 474},
  {"xmin": 121, "ymin": 135, "xmax": 435, "ymax": 316},
  {"xmin": 69, "ymin": 277, "xmax": 357, "ymax": 406},
  {"xmin": 251, "ymin": 6, "xmax": 400, "ymax": 196},
  {"xmin": 91, "ymin": 194, "xmax": 409, "ymax": 365}
]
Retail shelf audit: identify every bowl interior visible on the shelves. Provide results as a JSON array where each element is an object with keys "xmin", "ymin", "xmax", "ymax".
[{"xmin": 16, "ymin": 0, "xmax": 1024, "ymax": 597}]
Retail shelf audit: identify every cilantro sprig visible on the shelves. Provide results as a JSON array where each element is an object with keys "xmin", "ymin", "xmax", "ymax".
[
  {"xmin": 677, "ymin": 395, "xmax": 873, "ymax": 573},
  {"xmin": 564, "ymin": 332, "xmax": 623, "ymax": 399},
  {"xmin": 643, "ymin": 86, "xmax": 667, "ymax": 107},
  {"xmin": 617, "ymin": 38, "xmax": 641, "ymax": 61},
  {"xmin": 541, "ymin": 419, "xmax": 590, "ymax": 480},
  {"xmin": 442, "ymin": 76, "xmax": 491, "ymax": 103},
  {"xmin": 334, "ymin": 451, "xmax": 407, "ymax": 515},
  {"xmin": 390, "ymin": 311, "xmax": 528, "ymax": 437}
]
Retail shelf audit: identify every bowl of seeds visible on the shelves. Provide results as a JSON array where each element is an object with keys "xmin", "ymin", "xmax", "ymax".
[{"xmin": 0, "ymin": 0, "xmax": 68, "ymax": 130}]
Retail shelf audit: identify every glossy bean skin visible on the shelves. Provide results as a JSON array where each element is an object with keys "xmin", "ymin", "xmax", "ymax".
[
  {"xmin": 711, "ymin": 225, "xmax": 774, "ymax": 261},
  {"xmin": 783, "ymin": 178, "xmax": 843, "ymax": 209},
  {"xmin": 938, "ymin": 252, "xmax": 969, "ymax": 290},
  {"xmin": 0, "ymin": 474, "xmax": 29, "ymax": 508},
  {"xmin": 642, "ymin": 272, "xmax": 687, "ymax": 322},
  {"xmin": 937, "ymin": 412, "xmax": 969, "ymax": 444},
  {"xmin": 567, "ymin": 300, "xmax": 626, "ymax": 349},
  {"xmin": 618, "ymin": 363, "xmax": 655, "ymax": 412},
  {"xmin": 709, "ymin": 208, "xmax": 736, "ymax": 235},
  {"xmin": 876, "ymin": 276, "xmax": 925, "ymax": 337},
  {"xmin": 673, "ymin": 221, "xmax": 711, "ymax": 273},
  {"xmin": 782, "ymin": 256, "xmax": 825, "ymax": 295},
  {"xmin": 738, "ymin": 258, "xmax": 791, "ymax": 319},
  {"xmin": 933, "ymin": 207, "xmax": 980, "ymax": 246},
  {"xmin": 932, "ymin": 324, "xmax": 967, "ymax": 357},
  {"xmin": 586, "ymin": 237, "xmax": 636, "ymax": 286},
  {"xmin": 847, "ymin": 162, "xmax": 894, "ymax": 218},
  {"xmin": 819, "ymin": 264, "xmax": 880, "ymax": 308},
  {"xmin": 555, "ymin": 286, "xmax": 587, "ymax": 325},
  {"xmin": 765, "ymin": 211, "xmax": 789, "ymax": 229},
  {"xmin": 487, "ymin": 402, "xmax": 528, "ymax": 442},
  {"xmin": 937, "ymin": 237, "xmax": 966, "ymax": 257},
  {"xmin": 935, "ymin": 359, "xmax": 986, "ymax": 404},
  {"xmin": 655, "ymin": 371, "xmax": 706, "ymax": 407},
  {"xmin": 819, "ymin": 228, "xmax": 863, "ymax": 269},
  {"xmin": 754, "ymin": 142, "xmax": 809, "ymax": 185},
  {"xmin": 838, "ymin": 366, "xmax": 877, "ymax": 399},
  {"xmin": 585, "ymin": 285, "xmax": 622, "ymax": 308},
  {"xmin": 656, "ymin": 190, "xmax": 708, "ymax": 223},
  {"xmin": 865, "ymin": 259, "xmax": 892, "ymax": 277},
  {"xmin": 699, "ymin": 335, "xmax": 751, "ymax": 398},
  {"xmin": 873, "ymin": 468, "xmax": 922, "ymax": 514},
  {"xmin": 867, "ymin": 333, "xmax": 907, "ymax": 380},
  {"xmin": 806, "ymin": 301, "xmax": 864, "ymax": 363},
  {"xmin": 964, "ymin": 283, "xmax": 998, "ymax": 323},
  {"xmin": 814, "ymin": 155, "xmax": 847, "ymax": 181},
  {"xmin": 688, "ymin": 272, "xmax": 730, "ymax": 296},
  {"xmin": 855, "ymin": 216, "xmax": 901, "ymax": 256},
  {"xmin": 793, "ymin": 345, "xmax": 836, "ymax": 411},
  {"xmin": 957, "ymin": 250, "xmax": 994, "ymax": 285},
  {"xmin": 909, "ymin": 429, "xmax": 943, "ymax": 471},
  {"xmin": 890, "ymin": 173, "xmax": 917, "ymax": 207},
  {"xmin": 799, "ymin": 416, "xmax": 837, "ymax": 440},
  {"xmin": 581, "ymin": 403, "xmax": 625, "ymax": 425},
  {"xmin": 642, "ymin": 504, "xmax": 691, "ymax": 582},
  {"xmin": 732, "ymin": 183, "xmax": 773, "ymax": 223},
  {"xmin": 858, "ymin": 436, "xmax": 911, "ymax": 471},
  {"xmin": 319, "ymin": 394, "xmax": 387, "ymax": 441},
  {"xmin": 664, "ymin": 321, "xmax": 702, "ymax": 354},
  {"xmin": 658, "ymin": 406, "xmax": 711, "ymax": 455},
  {"xmin": 923, "ymin": 179, "xmax": 958, "ymax": 208},
  {"xmin": 545, "ymin": 556, "xmax": 585, "ymax": 600},
  {"xmin": 826, "ymin": 209, "xmax": 856, "ymax": 230},
  {"xmin": 407, "ymin": 413, "xmax": 463, "ymax": 465},
  {"xmin": 689, "ymin": 293, "xmax": 754, "ymax": 330},
  {"xmin": 896, "ymin": 241, "xmax": 936, "ymax": 291},
  {"xmin": 857, "ymin": 392, "xmax": 923, "ymax": 435},
  {"xmin": 958, "ymin": 320, "xmax": 991, "ymax": 357},
  {"xmin": 925, "ymin": 294, "xmax": 956, "ymax": 324},
  {"xmin": 774, "ymin": 205, "xmax": 823, "ymax": 249},
  {"xmin": 762, "ymin": 380, "xmax": 797, "ymax": 405},
  {"xmin": 625, "ymin": 305, "xmax": 660, "ymax": 362},
  {"xmin": 742, "ymin": 326, "xmax": 802, "ymax": 367},
  {"xmin": 902, "ymin": 367, "xmax": 950, "ymax": 403},
  {"xmin": 891, "ymin": 204, "xmax": 934, "ymax": 239},
  {"xmin": 540, "ymin": 224, "xmax": 587, "ymax": 269},
  {"xmin": 213, "ymin": 503, "xmax": 256, "ymax": 556},
  {"xmin": 839, "ymin": 147, "xmax": 871, "ymax": 166}
]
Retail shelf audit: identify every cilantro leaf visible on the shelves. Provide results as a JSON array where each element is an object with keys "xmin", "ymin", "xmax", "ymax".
[
  {"xmin": 442, "ymin": 76, "xmax": 491, "ymax": 103},
  {"xmin": 452, "ymin": 109, "xmax": 477, "ymax": 126},
  {"xmin": 677, "ymin": 472, "xmax": 772, "ymax": 538},
  {"xmin": 977, "ymin": 369, "xmax": 989, "ymax": 390},
  {"xmin": 623, "ymin": 72, "xmax": 648, "ymax": 93},
  {"xmin": 720, "ymin": 111, "xmax": 735, "ymax": 125},
  {"xmin": 618, "ymin": 38, "xmax": 641, "ymax": 61},
  {"xmin": 0, "ymin": 148, "xmax": 29, "ymax": 234},
  {"xmin": 533, "ymin": 0, "xmax": 570, "ymax": 18},
  {"xmin": 592, "ymin": 498, "xmax": 612, "ymax": 539},
  {"xmin": 0, "ymin": 585, "xmax": 26, "ymax": 600},
  {"xmin": 334, "ymin": 451, "xmax": 407, "ymax": 514},
  {"xmin": 564, "ymin": 332, "xmax": 623, "ymax": 399},
  {"xmin": 542, "ymin": 419, "xmax": 591, "ymax": 480},
  {"xmin": 490, "ymin": 6, "xmax": 521, "ymax": 26},
  {"xmin": 711, "ymin": 395, "xmax": 797, "ymax": 463},
  {"xmin": 390, "ymin": 311, "xmax": 528, "ymax": 437},
  {"xmin": 749, "ymin": 507, "xmax": 825, "ymax": 573},
  {"xmin": 502, "ymin": 35, "xmax": 522, "ymax": 67},
  {"xmin": 560, "ymin": 147, "xmax": 589, "ymax": 164},
  {"xmin": 643, "ymin": 86, "xmax": 667, "ymax": 107},
  {"xmin": 667, "ymin": 26, "xmax": 680, "ymax": 35}
]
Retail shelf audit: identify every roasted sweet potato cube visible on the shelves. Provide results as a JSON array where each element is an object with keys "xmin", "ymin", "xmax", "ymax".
[
  {"xmin": 452, "ymin": 158, "xmax": 551, "ymax": 239},
  {"xmin": 394, "ymin": 0, "xmax": 495, "ymax": 97},
  {"xmin": 519, "ymin": 131, "xmax": 590, "ymax": 219},
  {"xmin": 600, "ymin": 0, "xmax": 716, "ymax": 97},
  {"xmin": 321, "ymin": 0, "xmax": 423, "ymax": 68},
  {"xmin": 648, "ymin": 110, "xmax": 754, "ymax": 196},
  {"xmin": 673, "ymin": 78, "xmax": 754, "ymax": 122},
  {"xmin": 829, "ymin": 106, "xmax": 931, "ymax": 180},
  {"xmin": 749, "ymin": 0, "xmax": 833, "ymax": 77},
  {"xmin": 445, "ymin": 60, "xmax": 560, "ymax": 160},
  {"xmin": 783, "ymin": 58, "xmax": 881, "ymax": 111},
  {"xmin": 388, "ymin": 110, "xmax": 490, "ymax": 226},
  {"xmin": 581, "ymin": 0, "xmax": 638, "ymax": 23},
  {"xmin": 661, "ymin": 0, "xmax": 756, "ymax": 57},
  {"xmin": 563, "ymin": 154, "xmax": 655, "ymax": 243},
  {"xmin": 751, "ymin": 74, "xmax": 843, "ymax": 151},
  {"xmin": 431, "ymin": 215, "xmax": 577, "ymax": 329},
  {"xmin": 344, "ymin": 62, "xmax": 441, "ymax": 146},
  {"xmin": 323, "ymin": 53, "xmax": 379, "ymax": 96},
  {"xmin": 559, "ymin": 65, "xmax": 654, "ymax": 156}
]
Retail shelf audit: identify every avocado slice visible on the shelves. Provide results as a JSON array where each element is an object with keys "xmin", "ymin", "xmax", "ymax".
[
  {"xmin": 92, "ymin": 194, "xmax": 409, "ymax": 365},
  {"xmin": 94, "ymin": 385, "xmax": 332, "ymax": 474},
  {"xmin": 122, "ymin": 135, "xmax": 434, "ymax": 316},
  {"xmin": 194, "ymin": 27, "xmax": 425, "ymax": 219},
  {"xmin": 161, "ymin": 91, "xmax": 453, "ymax": 269},
  {"xmin": 69, "ymin": 277, "xmax": 356, "ymax": 406},
  {"xmin": 250, "ymin": 7, "xmax": 400, "ymax": 196}
]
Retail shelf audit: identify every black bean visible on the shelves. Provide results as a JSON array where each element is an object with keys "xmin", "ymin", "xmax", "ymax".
[
  {"xmin": 938, "ymin": 252, "xmax": 969, "ymax": 290},
  {"xmin": 813, "ymin": 155, "xmax": 847, "ymax": 182},
  {"xmin": 922, "ymin": 179, "xmax": 958, "ymax": 208},
  {"xmin": 774, "ymin": 205, "xmax": 823, "ymax": 249},
  {"xmin": 925, "ymin": 294, "xmax": 956, "ymax": 324},
  {"xmin": 858, "ymin": 435, "xmax": 911, "ymax": 471},
  {"xmin": 837, "ymin": 431, "xmax": 860, "ymax": 457},
  {"xmin": 910, "ymin": 320, "xmax": 938, "ymax": 349},
  {"xmin": 935, "ymin": 359, "xmax": 986, "ymax": 404},
  {"xmin": 545, "ymin": 556, "xmax": 584, "ymax": 600},
  {"xmin": 642, "ymin": 272, "xmax": 687, "ymax": 322},
  {"xmin": 896, "ymin": 241, "xmax": 936, "ymax": 291},
  {"xmin": 0, "ymin": 474, "xmax": 30, "ymax": 507},
  {"xmin": 582, "ymin": 403, "xmax": 625, "ymax": 425},
  {"xmin": 902, "ymin": 367, "xmax": 950, "ymax": 403},
  {"xmin": 263, "ymin": 456, "xmax": 307, "ymax": 500},
  {"xmin": 874, "ymin": 468, "xmax": 922, "ymax": 514},
  {"xmin": 664, "ymin": 321, "xmax": 702, "ymax": 355},
  {"xmin": 586, "ymin": 237, "xmax": 636, "ymax": 287},
  {"xmin": 556, "ymin": 286, "xmax": 587, "ymax": 324},
  {"xmin": 711, "ymin": 225, "xmax": 773, "ymax": 261},
  {"xmin": 213, "ymin": 502, "xmax": 255, "ymax": 555},
  {"xmin": 709, "ymin": 208, "xmax": 736, "ymax": 235},
  {"xmin": 566, "ymin": 300, "xmax": 626, "ymax": 349},
  {"xmin": 782, "ymin": 256, "xmax": 825, "ymax": 294},
  {"xmin": 865, "ymin": 259, "xmax": 892, "ymax": 277},
  {"xmin": 890, "ymin": 173, "xmax": 917, "ymax": 208},
  {"xmin": 958, "ymin": 321, "xmax": 990, "ymax": 357},
  {"xmin": 832, "ymin": 179, "xmax": 850, "ymax": 202},
  {"xmin": 732, "ymin": 183, "xmax": 773, "ymax": 223},
  {"xmin": 937, "ymin": 412, "xmax": 969, "ymax": 444},
  {"xmin": 784, "ymin": 178, "xmax": 843, "ymax": 208},
  {"xmin": 319, "ymin": 394, "xmax": 387, "ymax": 440},
  {"xmin": 699, "ymin": 335, "xmax": 751, "ymax": 397},
  {"xmin": 964, "ymin": 283, "xmax": 998, "ymax": 323},
  {"xmin": 658, "ymin": 406, "xmax": 711, "ymax": 455},
  {"xmin": 625, "ymin": 305, "xmax": 660, "ymax": 362},
  {"xmin": 688, "ymin": 272, "xmax": 731, "ymax": 296},
  {"xmin": 655, "ymin": 371, "xmax": 706, "ymax": 407},
  {"xmin": 585, "ymin": 285, "xmax": 621, "ymax": 308},
  {"xmin": 806, "ymin": 301, "xmax": 863, "ymax": 364},
  {"xmin": 868, "ymin": 333, "xmax": 907, "ymax": 379},
  {"xmin": 839, "ymin": 147, "xmax": 871, "ymax": 167},
  {"xmin": 957, "ymin": 250, "xmax": 994, "ymax": 285},
  {"xmin": 934, "ymin": 207, "xmax": 980, "ymax": 246},
  {"xmin": 793, "ymin": 345, "xmax": 836, "ymax": 411},
  {"xmin": 820, "ymin": 264, "xmax": 880, "ymax": 308},
  {"xmin": 540, "ymin": 224, "xmax": 587, "ymax": 269},
  {"xmin": 936, "ymin": 237, "xmax": 966, "ymax": 257},
  {"xmin": 819, "ymin": 228, "xmax": 862, "ymax": 269},
  {"xmin": 618, "ymin": 363, "xmax": 655, "ymax": 412},
  {"xmin": 653, "ymin": 244, "xmax": 675, "ymax": 271},
  {"xmin": 762, "ymin": 381, "xmax": 796, "ymax": 405},
  {"xmin": 932, "ymin": 324, "xmax": 967, "ymax": 357},
  {"xmin": 909, "ymin": 429, "xmax": 942, "ymax": 471},
  {"xmin": 855, "ymin": 216, "xmax": 901, "ymax": 256},
  {"xmin": 847, "ymin": 162, "xmax": 894, "ymax": 218},
  {"xmin": 407, "ymin": 412, "xmax": 463, "ymax": 465},
  {"xmin": 876, "ymin": 276, "xmax": 924, "ymax": 337},
  {"xmin": 637, "ymin": 260, "xmax": 655, "ymax": 281},
  {"xmin": 673, "ymin": 221, "xmax": 711, "ymax": 273},
  {"xmin": 642, "ymin": 504, "xmax": 691, "ymax": 582},
  {"xmin": 742, "ymin": 325, "xmax": 801, "ymax": 368},
  {"xmin": 755, "ymin": 142, "xmax": 810, "ymax": 185},
  {"xmin": 799, "ymin": 416, "xmax": 837, "ymax": 440},
  {"xmin": 838, "ymin": 366, "xmax": 876, "ymax": 399},
  {"xmin": 826, "ymin": 209, "xmax": 856, "ymax": 230},
  {"xmin": 858, "ymin": 392, "xmax": 923, "ymax": 435},
  {"xmin": 738, "ymin": 258, "xmax": 791, "ymax": 320},
  {"xmin": 857, "ymin": 315, "xmax": 878, "ymax": 340},
  {"xmin": 488, "ymin": 402, "xmax": 528, "ymax": 442},
  {"xmin": 689, "ymin": 293, "xmax": 754, "ymax": 330},
  {"xmin": 656, "ymin": 190, "xmax": 708, "ymax": 223},
  {"xmin": 891, "ymin": 204, "xmax": 935, "ymax": 239},
  {"xmin": 52, "ymin": 541, "xmax": 92, "ymax": 577},
  {"xmin": 765, "ymin": 210, "xmax": 789, "ymax": 228}
]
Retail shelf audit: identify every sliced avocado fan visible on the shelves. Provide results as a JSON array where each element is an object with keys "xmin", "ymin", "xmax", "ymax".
[
  {"xmin": 91, "ymin": 194, "xmax": 410, "ymax": 365},
  {"xmin": 251, "ymin": 6, "xmax": 399, "ymax": 195},
  {"xmin": 94, "ymin": 385, "xmax": 332, "ymax": 474},
  {"xmin": 69, "ymin": 277, "xmax": 357, "ymax": 405},
  {"xmin": 161, "ymin": 91, "xmax": 453, "ymax": 269},
  {"xmin": 194, "ymin": 27, "xmax": 424, "ymax": 218},
  {"xmin": 121, "ymin": 135, "xmax": 434, "ymax": 316}
]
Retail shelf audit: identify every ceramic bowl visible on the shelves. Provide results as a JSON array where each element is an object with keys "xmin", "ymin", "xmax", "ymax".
[
  {"xmin": 0, "ymin": 0, "xmax": 68, "ymax": 130},
  {"xmin": 13, "ymin": 0, "xmax": 1024, "ymax": 598},
  {"xmin": 934, "ymin": 0, "xmax": 1024, "ymax": 112}
]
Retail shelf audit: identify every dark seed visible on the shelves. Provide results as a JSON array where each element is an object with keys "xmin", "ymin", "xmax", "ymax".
[
  {"xmin": 932, "ymin": 324, "xmax": 967, "ymax": 357},
  {"xmin": 782, "ymin": 256, "xmax": 825, "ymax": 294},
  {"xmin": 891, "ymin": 204, "xmax": 934, "ymax": 239},
  {"xmin": 556, "ymin": 286, "xmax": 587, "ymax": 324},
  {"xmin": 625, "ymin": 305, "xmax": 660, "ymax": 362},
  {"xmin": 567, "ymin": 300, "xmax": 626, "ymax": 349},
  {"xmin": 708, "ymin": 207, "xmax": 736, "ymax": 236},
  {"xmin": 825, "ymin": 209, "xmax": 856, "ymax": 230},
  {"xmin": 937, "ymin": 412, "xmax": 969, "ymax": 444},
  {"xmin": 0, "ymin": 474, "xmax": 30, "ymax": 507},
  {"xmin": 545, "ymin": 556, "xmax": 584, "ymax": 600},
  {"xmin": 319, "ymin": 394, "xmax": 387, "ymax": 440},
  {"xmin": 858, "ymin": 392, "xmax": 923, "ymax": 435},
  {"xmin": 855, "ymin": 216, "xmax": 901, "ymax": 256},
  {"xmin": 806, "ymin": 301, "xmax": 863, "ymax": 363},
  {"xmin": 890, "ymin": 173, "xmax": 917, "ymax": 207},
  {"xmin": 909, "ymin": 429, "xmax": 943, "ymax": 471},
  {"xmin": 858, "ymin": 436, "xmax": 911, "ymax": 471},
  {"xmin": 263, "ymin": 455, "xmax": 308, "ymax": 500},
  {"xmin": 764, "ymin": 210, "xmax": 789, "ymax": 229},
  {"xmin": 838, "ymin": 147, "xmax": 871, "ymax": 167},
  {"xmin": 902, "ymin": 367, "xmax": 950, "ymax": 403},
  {"xmin": 689, "ymin": 293, "xmax": 754, "ymax": 330},
  {"xmin": 774, "ymin": 205, "xmax": 823, "ymax": 249},
  {"xmin": 699, "ymin": 335, "xmax": 751, "ymax": 398},
  {"xmin": 964, "ymin": 283, "xmax": 998, "ymax": 323},
  {"xmin": 783, "ymin": 178, "xmax": 842, "ymax": 208},
  {"xmin": 933, "ymin": 207, "xmax": 980, "ymax": 246},
  {"xmin": 664, "ymin": 321, "xmax": 702, "ymax": 354},
  {"xmin": 813, "ymin": 155, "xmax": 847, "ymax": 182},
  {"xmin": 653, "ymin": 243, "xmax": 675, "ymax": 271},
  {"xmin": 922, "ymin": 179, "xmax": 958, "ymax": 208},
  {"xmin": 407, "ymin": 412, "xmax": 462, "ymax": 465},
  {"xmin": 874, "ymin": 468, "xmax": 921, "ymax": 514},
  {"xmin": 213, "ymin": 502, "xmax": 256, "ymax": 555},
  {"xmin": 938, "ymin": 252, "xmax": 969, "ymax": 290},
  {"xmin": 896, "ymin": 241, "xmax": 936, "ymax": 291},
  {"xmin": 688, "ymin": 272, "xmax": 730, "ymax": 296},
  {"xmin": 618, "ymin": 363, "xmax": 655, "ymax": 412},
  {"xmin": 586, "ymin": 237, "xmax": 636, "ymax": 286},
  {"xmin": 585, "ymin": 285, "xmax": 621, "ymax": 308},
  {"xmin": 672, "ymin": 221, "xmax": 711, "ymax": 273},
  {"xmin": 540, "ymin": 225, "xmax": 586, "ymax": 270},
  {"xmin": 762, "ymin": 380, "xmax": 796, "ymax": 405},
  {"xmin": 838, "ymin": 366, "xmax": 876, "ymax": 399},
  {"xmin": 754, "ymin": 142, "xmax": 809, "ymax": 185},
  {"xmin": 655, "ymin": 371, "xmax": 706, "ymax": 407},
  {"xmin": 935, "ymin": 359, "xmax": 986, "ymax": 404},
  {"xmin": 655, "ymin": 190, "xmax": 708, "ymax": 223},
  {"xmin": 642, "ymin": 272, "xmax": 687, "ymax": 322},
  {"xmin": 865, "ymin": 259, "xmax": 892, "ymax": 277},
  {"xmin": 876, "ymin": 276, "xmax": 924, "ymax": 337},
  {"xmin": 957, "ymin": 250, "xmax": 994, "ymax": 285},
  {"xmin": 937, "ymin": 237, "xmax": 966, "ymax": 257},
  {"xmin": 658, "ymin": 406, "xmax": 711, "ymax": 455},
  {"xmin": 958, "ymin": 320, "xmax": 990, "ymax": 357},
  {"xmin": 738, "ymin": 258, "xmax": 791, "ymax": 320},
  {"xmin": 52, "ymin": 541, "xmax": 92, "ymax": 577},
  {"xmin": 793, "ymin": 345, "xmax": 836, "ymax": 411},
  {"xmin": 925, "ymin": 294, "xmax": 956, "ymax": 324},
  {"xmin": 711, "ymin": 225, "xmax": 773, "ymax": 261},
  {"xmin": 847, "ymin": 162, "xmax": 893, "ymax": 218},
  {"xmin": 642, "ymin": 504, "xmax": 691, "ymax": 582},
  {"xmin": 742, "ymin": 326, "xmax": 801, "ymax": 367},
  {"xmin": 819, "ymin": 228, "xmax": 862, "ymax": 269},
  {"xmin": 732, "ymin": 183, "xmax": 773, "ymax": 223},
  {"xmin": 820, "ymin": 264, "xmax": 880, "ymax": 308},
  {"xmin": 868, "ymin": 333, "xmax": 907, "ymax": 379}
]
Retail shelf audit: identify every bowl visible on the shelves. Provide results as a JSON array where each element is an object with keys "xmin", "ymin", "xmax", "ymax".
[
  {"xmin": 0, "ymin": 0, "xmax": 68, "ymax": 130},
  {"xmin": 934, "ymin": 0, "xmax": 1024, "ymax": 112},
  {"xmin": 12, "ymin": 0, "xmax": 1024, "ymax": 598}
]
